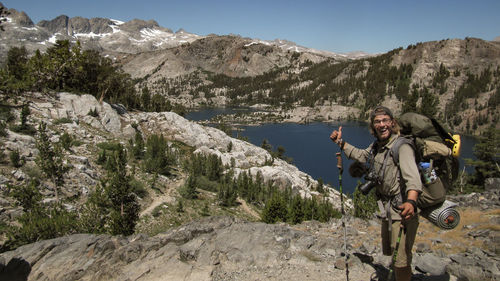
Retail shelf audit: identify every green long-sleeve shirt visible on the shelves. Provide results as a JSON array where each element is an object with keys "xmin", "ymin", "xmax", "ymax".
[{"xmin": 343, "ymin": 134, "xmax": 423, "ymax": 219}]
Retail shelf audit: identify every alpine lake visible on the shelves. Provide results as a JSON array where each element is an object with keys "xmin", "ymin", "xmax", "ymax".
[{"xmin": 185, "ymin": 107, "xmax": 478, "ymax": 195}]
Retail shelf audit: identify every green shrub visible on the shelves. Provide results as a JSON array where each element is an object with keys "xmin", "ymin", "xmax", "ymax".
[
  {"xmin": 2, "ymin": 181, "xmax": 78, "ymax": 252},
  {"xmin": 196, "ymin": 175, "xmax": 219, "ymax": 192},
  {"xmin": 9, "ymin": 149, "xmax": 22, "ymax": 168},
  {"xmin": 88, "ymin": 108, "xmax": 99, "ymax": 117},
  {"xmin": 3, "ymin": 205, "xmax": 77, "ymax": 251},
  {"xmin": 59, "ymin": 132, "xmax": 73, "ymax": 150},
  {"xmin": 0, "ymin": 107, "xmax": 14, "ymax": 123},
  {"xmin": 0, "ymin": 121, "xmax": 7, "ymax": 137},
  {"xmin": 200, "ymin": 202, "xmax": 210, "ymax": 217},
  {"xmin": 53, "ymin": 117, "xmax": 73, "ymax": 125},
  {"xmin": 179, "ymin": 174, "xmax": 198, "ymax": 199},
  {"xmin": 97, "ymin": 141, "xmax": 123, "ymax": 151},
  {"xmin": 129, "ymin": 178, "xmax": 147, "ymax": 198},
  {"xmin": 9, "ymin": 124, "xmax": 36, "ymax": 135},
  {"xmin": 352, "ymin": 184, "xmax": 378, "ymax": 220}
]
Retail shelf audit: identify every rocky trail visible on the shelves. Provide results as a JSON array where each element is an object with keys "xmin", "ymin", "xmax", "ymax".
[{"xmin": 140, "ymin": 175, "xmax": 186, "ymax": 217}]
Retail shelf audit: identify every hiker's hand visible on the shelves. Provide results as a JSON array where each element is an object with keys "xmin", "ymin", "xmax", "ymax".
[
  {"xmin": 399, "ymin": 202, "xmax": 415, "ymax": 220},
  {"xmin": 330, "ymin": 126, "xmax": 343, "ymax": 145}
]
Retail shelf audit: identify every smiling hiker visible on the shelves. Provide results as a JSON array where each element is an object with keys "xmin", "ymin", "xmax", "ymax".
[{"xmin": 330, "ymin": 106, "xmax": 421, "ymax": 281}]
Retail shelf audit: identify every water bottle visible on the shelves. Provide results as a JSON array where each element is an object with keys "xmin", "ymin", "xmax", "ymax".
[
  {"xmin": 429, "ymin": 168, "xmax": 437, "ymax": 182},
  {"xmin": 418, "ymin": 162, "xmax": 437, "ymax": 184}
]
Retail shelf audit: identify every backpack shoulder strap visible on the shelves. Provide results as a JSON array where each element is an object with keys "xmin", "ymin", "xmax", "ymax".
[{"xmin": 389, "ymin": 136, "xmax": 416, "ymax": 166}]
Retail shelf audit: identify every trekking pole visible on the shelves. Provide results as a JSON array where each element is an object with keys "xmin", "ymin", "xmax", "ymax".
[
  {"xmin": 387, "ymin": 223, "xmax": 404, "ymax": 281},
  {"xmin": 336, "ymin": 152, "xmax": 349, "ymax": 281}
]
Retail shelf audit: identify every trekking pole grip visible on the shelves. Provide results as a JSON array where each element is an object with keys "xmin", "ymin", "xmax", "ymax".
[{"xmin": 336, "ymin": 152, "xmax": 343, "ymax": 172}]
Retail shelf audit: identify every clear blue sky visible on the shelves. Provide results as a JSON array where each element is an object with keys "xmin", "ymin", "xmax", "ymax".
[{"xmin": 2, "ymin": 0, "xmax": 499, "ymax": 54}]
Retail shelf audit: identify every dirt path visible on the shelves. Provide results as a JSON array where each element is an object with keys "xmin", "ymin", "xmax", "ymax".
[
  {"xmin": 237, "ymin": 198, "xmax": 260, "ymax": 219},
  {"xmin": 140, "ymin": 175, "xmax": 186, "ymax": 217}
]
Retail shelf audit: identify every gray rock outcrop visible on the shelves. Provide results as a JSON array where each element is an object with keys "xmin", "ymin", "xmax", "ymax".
[
  {"xmin": 27, "ymin": 93, "xmax": 346, "ymax": 209},
  {"xmin": 0, "ymin": 216, "xmax": 376, "ymax": 281}
]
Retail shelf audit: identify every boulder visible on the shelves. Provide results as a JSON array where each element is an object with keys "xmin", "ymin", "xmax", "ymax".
[{"xmin": 414, "ymin": 253, "xmax": 450, "ymax": 276}]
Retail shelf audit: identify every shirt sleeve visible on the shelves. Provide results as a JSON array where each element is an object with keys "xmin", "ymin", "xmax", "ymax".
[
  {"xmin": 343, "ymin": 142, "xmax": 372, "ymax": 163},
  {"xmin": 398, "ymin": 143, "xmax": 423, "ymax": 194}
]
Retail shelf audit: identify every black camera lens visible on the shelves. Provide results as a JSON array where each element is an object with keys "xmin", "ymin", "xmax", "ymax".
[{"xmin": 359, "ymin": 181, "xmax": 376, "ymax": 195}]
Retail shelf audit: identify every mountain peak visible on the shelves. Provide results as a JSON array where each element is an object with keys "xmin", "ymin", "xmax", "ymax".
[{"xmin": 2, "ymin": 6, "xmax": 34, "ymax": 27}]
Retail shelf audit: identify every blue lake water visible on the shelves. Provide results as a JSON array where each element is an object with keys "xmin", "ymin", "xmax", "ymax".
[{"xmin": 185, "ymin": 108, "xmax": 478, "ymax": 194}]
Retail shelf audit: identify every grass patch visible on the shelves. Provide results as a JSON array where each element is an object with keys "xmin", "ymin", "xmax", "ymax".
[
  {"xmin": 151, "ymin": 203, "xmax": 169, "ymax": 218},
  {"xmin": 53, "ymin": 117, "xmax": 73, "ymax": 125}
]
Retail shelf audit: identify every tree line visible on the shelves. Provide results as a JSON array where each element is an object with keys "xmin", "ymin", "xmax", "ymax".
[
  {"xmin": 0, "ymin": 41, "xmax": 185, "ymax": 115},
  {"xmin": 181, "ymin": 151, "xmax": 341, "ymax": 224},
  {"xmin": 144, "ymin": 45, "xmax": 499, "ymax": 131}
]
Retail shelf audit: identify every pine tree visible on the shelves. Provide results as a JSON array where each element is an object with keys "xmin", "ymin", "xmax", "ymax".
[
  {"xmin": 103, "ymin": 146, "xmax": 139, "ymax": 236},
  {"xmin": 419, "ymin": 87, "xmax": 439, "ymax": 118},
  {"xmin": 261, "ymin": 192, "xmax": 288, "ymax": 223},
  {"xmin": 206, "ymin": 154, "xmax": 223, "ymax": 181},
  {"xmin": 288, "ymin": 196, "xmax": 305, "ymax": 224},
  {"xmin": 143, "ymin": 134, "xmax": 173, "ymax": 175},
  {"xmin": 9, "ymin": 149, "xmax": 22, "ymax": 168},
  {"xmin": 180, "ymin": 173, "xmax": 198, "ymax": 199},
  {"xmin": 3, "ymin": 46, "xmax": 30, "ymax": 95},
  {"xmin": 20, "ymin": 104, "xmax": 30, "ymax": 128},
  {"xmin": 261, "ymin": 139, "xmax": 272, "ymax": 152},
  {"xmin": 402, "ymin": 87, "xmax": 419, "ymax": 113},
  {"xmin": 79, "ymin": 184, "xmax": 109, "ymax": 234},
  {"xmin": 3, "ymin": 180, "xmax": 77, "ymax": 251},
  {"xmin": 466, "ymin": 126, "xmax": 500, "ymax": 187},
  {"xmin": 59, "ymin": 132, "xmax": 73, "ymax": 151},
  {"xmin": 316, "ymin": 178, "xmax": 324, "ymax": 193},
  {"xmin": 217, "ymin": 178, "xmax": 237, "ymax": 207},
  {"xmin": 141, "ymin": 86, "xmax": 151, "ymax": 111},
  {"xmin": 35, "ymin": 123, "xmax": 69, "ymax": 202}
]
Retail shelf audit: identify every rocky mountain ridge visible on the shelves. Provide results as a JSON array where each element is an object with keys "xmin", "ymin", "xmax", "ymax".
[
  {"xmin": 132, "ymin": 36, "xmax": 499, "ymax": 135},
  {"xmin": 0, "ymin": 3, "xmax": 359, "ymax": 66},
  {"xmin": 2, "ymin": 3, "xmax": 499, "ymax": 135}
]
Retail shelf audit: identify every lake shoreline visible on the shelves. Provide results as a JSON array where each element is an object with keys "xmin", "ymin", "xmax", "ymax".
[
  {"xmin": 186, "ymin": 106, "xmax": 479, "ymax": 139},
  {"xmin": 185, "ymin": 107, "xmax": 478, "ymax": 195}
]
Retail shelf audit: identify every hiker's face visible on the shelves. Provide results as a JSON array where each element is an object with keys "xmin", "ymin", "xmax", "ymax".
[{"xmin": 373, "ymin": 114, "xmax": 393, "ymax": 141}]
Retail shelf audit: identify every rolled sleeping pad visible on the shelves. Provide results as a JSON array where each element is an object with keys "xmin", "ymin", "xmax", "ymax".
[{"xmin": 420, "ymin": 200, "xmax": 460, "ymax": 230}]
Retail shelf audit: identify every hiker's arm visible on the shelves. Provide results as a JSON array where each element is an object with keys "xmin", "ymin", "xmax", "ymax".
[
  {"xmin": 398, "ymin": 144, "xmax": 423, "ymax": 194},
  {"xmin": 343, "ymin": 142, "xmax": 371, "ymax": 163},
  {"xmin": 398, "ymin": 144, "xmax": 422, "ymax": 219}
]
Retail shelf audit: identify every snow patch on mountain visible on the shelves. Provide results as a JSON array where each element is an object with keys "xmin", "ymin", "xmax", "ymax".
[{"xmin": 0, "ymin": 4, "xmax": 371, "ymax": 60}]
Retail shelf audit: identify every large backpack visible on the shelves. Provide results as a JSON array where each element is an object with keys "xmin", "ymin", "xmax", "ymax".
[{"xmin": 391, "ymin": 112, "xmax": 461, "ymax": 192}]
